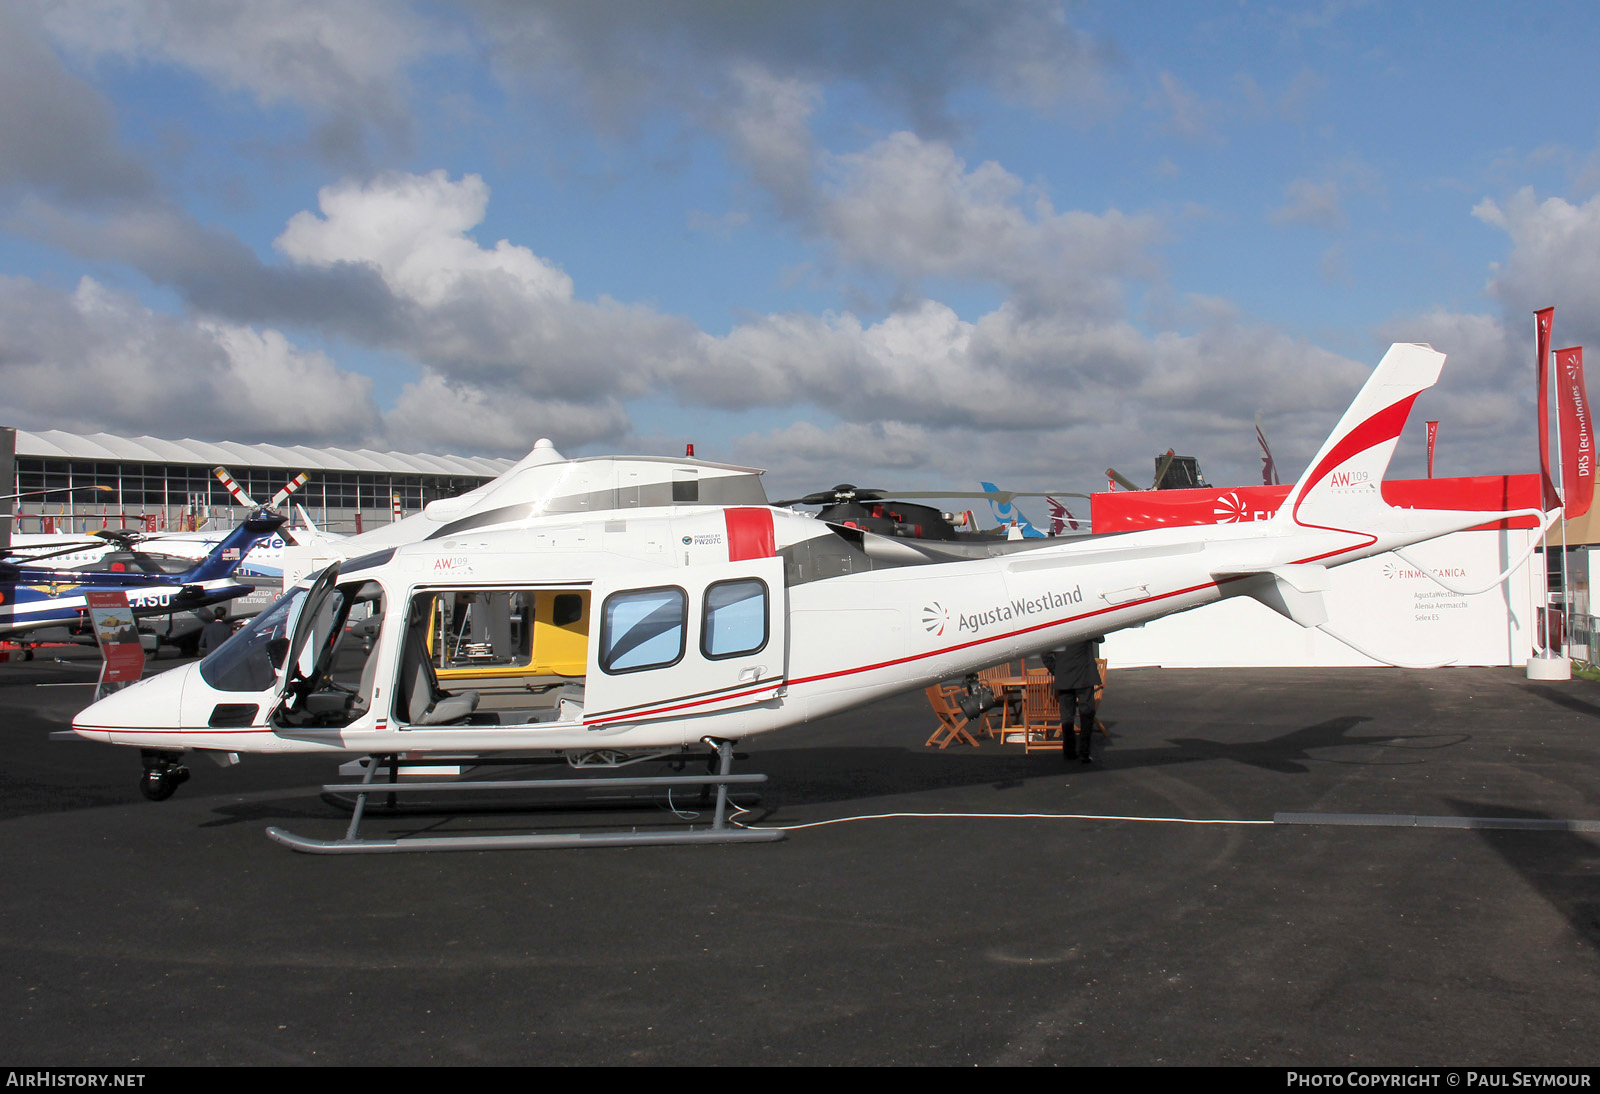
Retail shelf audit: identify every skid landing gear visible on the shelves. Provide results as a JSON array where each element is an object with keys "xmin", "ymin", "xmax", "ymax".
[
  {"xmin": 265, "ymin": 739, "xmax": 784, "ymax": 853},
  {"xmin": 139, "ymin": 750, "xmax": 190, "ymax": 801}
]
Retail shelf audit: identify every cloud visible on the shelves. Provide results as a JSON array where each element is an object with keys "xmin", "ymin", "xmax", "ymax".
[
  {"xmin": 385, "ymin": 371, "xmax": 631, "ymax": 452},
  {"xmin": 685, "ymin": 293, "xmax": 1373, "ymax": 496},
  {"xmin": 18, "ymin": 195, "xmax": 405, "ymax": 342},
  {"xmin": 1269, "ymin": 177, "xmax": 1346, "ymax": 231},
  {"xmin": 717, "ymin": 64, "xmax": 824, "ymax": 221},
  {"xmin": 7, "ymin": 162, "xmax": 1369, "ymax": 482},
  {"xmin": 277, "ymin": 171, "xmax": 697, "ymax": 400},
  {"xmin": 816, "ymin": 131, "xmax": 1162, "ymax": 313},
  {"xmin": 1475, "ymin": 189, "xmax": 1600, "ymax": 349},
  {"xmin": 1268, "ymin": 162, "xmax": 1380, "ymax": 233},
  {"xmin": 0, "ymin": 275, "xmax": 381, "ymax": 443},
  {"xmin": 0, "ymin": 5, "xmax": 154, "ymax": 205},
  {"xmin": 277, "ymin": 171, "xmax": 572, "ymax": 306},
  {"xmin": 1150, "ymin": 71, "xmax": 1217, "ymax": 143},
  {"xmin": 471, "ymin": 0, "xmax": 1118, "ymax": 134},
  {"xmin": 36, "ymin": 0, "xmax": 439, "ymax": 160}
]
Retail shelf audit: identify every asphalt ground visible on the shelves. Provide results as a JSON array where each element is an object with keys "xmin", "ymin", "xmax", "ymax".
[{"xmin": 1, "ymin": 650, "xmax": 1598, "ymax": 1067}]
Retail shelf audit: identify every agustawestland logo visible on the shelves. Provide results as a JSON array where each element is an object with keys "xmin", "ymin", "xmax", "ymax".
[
  {"xmin": 1212, "ymin": 492, "xmax": 1278, "ymax": 523},
  {"xmin": 1382, "ymin": 560, "xmax": 1467, "ymax": 581},
  {"xmin": 927, "ymin": 585, "xmax": 1084, "ymax": 638}
]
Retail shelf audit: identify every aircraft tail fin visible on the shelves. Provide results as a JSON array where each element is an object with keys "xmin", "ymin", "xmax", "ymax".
[
  {"xmin": 1272, "ymin": 342, "xmax": 1549, "ymax": 544},
  {"xmin": 1273, "ymin": 343, "xmax": 1444, "ymax": 535},
  {"xmin": 980, "ymin": 482, "xmax": 1045, "ymax": 538},
  {"xmin": 180, "ymin": 509, "xmax": 288, "ymax": 583},
  {"xmin": 1044, "ymin": 495, "xmax": 1081, "ymax": 533}
]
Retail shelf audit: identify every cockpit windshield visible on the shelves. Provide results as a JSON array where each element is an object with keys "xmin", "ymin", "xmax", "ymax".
[{"xmin": 198, "ymin": 586, "xmax": 306, "ymax": 693}]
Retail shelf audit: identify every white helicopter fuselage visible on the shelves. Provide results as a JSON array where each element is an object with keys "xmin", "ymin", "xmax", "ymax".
[{"xmin": 72, "ymin": 344, "xmax": 1544, "ymax": 767}]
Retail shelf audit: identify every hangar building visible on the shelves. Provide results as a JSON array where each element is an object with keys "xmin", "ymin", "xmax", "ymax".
[{"xmin": 4, "ymin": 426, "xmax": 514, "ymax": 536}]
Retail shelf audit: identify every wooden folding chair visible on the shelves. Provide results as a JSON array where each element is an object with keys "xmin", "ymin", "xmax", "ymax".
[
  {"xmin": 924, "ymin": 684, "xmax": 981, "ymax": 748},
  {"xmin": 995, "ymin": 677, "xmax": 1061, "ymax": 751},
  {"xmin": 972, "ymin": 663, "xmax": 1019, "ymax": 738}
]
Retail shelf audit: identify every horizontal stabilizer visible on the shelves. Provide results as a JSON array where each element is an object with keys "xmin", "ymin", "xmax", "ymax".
[{"xmin": 1216, "ymin": 565, "xmax": 1330, "ymax": 629}]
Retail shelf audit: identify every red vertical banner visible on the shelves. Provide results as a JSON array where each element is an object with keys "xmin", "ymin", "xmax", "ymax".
[
  {"xmin": 1536, "ymin": 307, "xmax": 1559, "ymax": 507},
  {"xmin": 1426, "ymin": 421, "xmax": 1439, "ymax": 478},
  {"xmin": 1556, "ymin": 346, "xmax": 1593, "ymax": 518}
]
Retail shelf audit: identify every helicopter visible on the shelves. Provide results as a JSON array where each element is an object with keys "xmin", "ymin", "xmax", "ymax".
[
  {"xmin": 1, "ymin": 510, "xmax": 288, "ymax": 655},
  {"xmin": 775, "ymin": 483, "xmax": 1089, "ymax": 541},
  {"xmin": 70, "ymin": 343, "xmax": 1549, "ymax": 852}
]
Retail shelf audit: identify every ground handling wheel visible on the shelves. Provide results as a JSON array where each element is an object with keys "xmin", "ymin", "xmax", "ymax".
[{"xmin": 138, "ymin": 751, "xmax": 190, "ymax": 802}]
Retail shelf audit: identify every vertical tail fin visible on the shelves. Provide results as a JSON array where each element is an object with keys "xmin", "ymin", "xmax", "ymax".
[
  {"xmin": 1274, "ymin": 343, "xmax": 1445, "ymax": 534},
  {"xmin": 980, "ymin": 482, "xmax": 1045, "ymax": 538},
  {"xmin": 180, "ymin": 510, "xmax": 288, "ymax": 583}
]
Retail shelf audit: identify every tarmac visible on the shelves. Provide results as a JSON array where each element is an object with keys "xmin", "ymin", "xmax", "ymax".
[{"xmin": 2, "ymin": 649, "xmax": 1598, "ymax": 1066}]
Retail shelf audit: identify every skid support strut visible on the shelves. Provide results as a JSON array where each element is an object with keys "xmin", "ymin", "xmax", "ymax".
[{"xmin": 264, "ymin": 740, "xmax": 783, "ymax": 853}]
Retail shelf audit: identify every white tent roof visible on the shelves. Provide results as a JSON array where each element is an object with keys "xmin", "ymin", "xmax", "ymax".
[{"xmin": 15, "ymin": 429, "xmax": 514, "ymax": 478}]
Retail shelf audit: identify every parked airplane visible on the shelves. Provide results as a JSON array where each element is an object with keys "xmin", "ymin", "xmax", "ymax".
[
  {"xmin": 1, "ymin": 510, "xmax": 288, "ymax": 652},
  {"xmin": 71, "ymin": 344, "xmax": 1548, "ymax": 850}
]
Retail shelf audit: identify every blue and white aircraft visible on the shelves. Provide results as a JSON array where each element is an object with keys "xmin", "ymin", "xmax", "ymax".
[
  {"xmin": 980, "ymin": 481, "xmax": 1051, "ymax": 538},
  {"xmin": 0, "ymin": 510, "xmax": 288, "ymax": 645}
]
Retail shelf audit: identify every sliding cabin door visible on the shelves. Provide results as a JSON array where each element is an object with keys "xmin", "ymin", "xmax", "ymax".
[{"xmin": 581, "ymin": 558, "xmax": 786, "ymax": 733}]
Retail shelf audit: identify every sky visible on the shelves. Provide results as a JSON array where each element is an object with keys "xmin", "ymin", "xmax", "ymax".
[{"xmin": 3, "ymin": 0, "xmax": 1600, "ymax": 509}]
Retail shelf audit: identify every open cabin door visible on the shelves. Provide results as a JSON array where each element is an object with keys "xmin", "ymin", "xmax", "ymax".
[
  {"xmin": 190, "ymin": 562, "xmax": 343, "ymax": 730},
  {"xmin": 581, "ymin": 556, "xmax": 787, "ymax": 733}
]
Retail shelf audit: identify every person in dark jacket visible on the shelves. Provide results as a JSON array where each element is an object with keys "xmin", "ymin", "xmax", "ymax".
[
  {"xmin": 198, "ymin": 607, "xmax": 232, "ymax": 657},
  {"xmin": 1042, "ymin": 637, "xmax": 1103, "ymax": 763}
]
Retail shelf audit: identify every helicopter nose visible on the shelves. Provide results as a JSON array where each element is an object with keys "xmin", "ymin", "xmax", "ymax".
[{"xmin": 72, "ymin": 665, "xmax": 190, "ymax": 745}]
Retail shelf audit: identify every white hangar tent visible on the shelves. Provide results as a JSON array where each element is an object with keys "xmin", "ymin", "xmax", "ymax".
[{"xmin": 7, "ymin": 428, "xmax": 515, "ymax": 536}]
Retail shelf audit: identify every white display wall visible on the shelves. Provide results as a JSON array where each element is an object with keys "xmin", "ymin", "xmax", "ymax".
[{"xmin": 1101, "ymin": 529, "xmax": 1541, "ymax": 668}]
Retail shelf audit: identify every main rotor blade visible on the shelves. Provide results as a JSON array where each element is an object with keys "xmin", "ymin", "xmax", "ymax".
[
  {"xmin": 270, "ymin": 472, "xmax": 310, "ymax": 509},
  {"xmin": 886, "ymin": 489, "xmax": 1094, "ymax": 504},
  {"xmin": 213, "ymin": 466, "xmax": 261, "ymax": 509}
]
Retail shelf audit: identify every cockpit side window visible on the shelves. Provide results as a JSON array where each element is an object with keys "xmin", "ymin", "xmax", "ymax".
[{"xmin": 199, "ymin": 587, "xmax": 305, "ymax": 693}]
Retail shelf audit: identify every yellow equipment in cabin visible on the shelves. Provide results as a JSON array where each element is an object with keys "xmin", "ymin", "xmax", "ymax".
[{"xmin": 424, "ymin": 588, "xmax": 591, "ymax": 681}]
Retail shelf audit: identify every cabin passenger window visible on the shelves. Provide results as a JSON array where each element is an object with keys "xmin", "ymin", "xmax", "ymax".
[
  {"xmin": 599, "ymin": 587, "xmax": 686, "ymax": 673},
  {"xmin": 702, "ymin": 579, "xmax": 768, "ymax": 659}
]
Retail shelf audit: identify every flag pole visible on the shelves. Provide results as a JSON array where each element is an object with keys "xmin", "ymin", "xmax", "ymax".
[
  {"xmin": 1552, "ymin": 344, "xmax": 1567, "ymax": 660},
  {"xmin": 1528, "ymin": 308, "xmax": 1570, "ymax": 678}
]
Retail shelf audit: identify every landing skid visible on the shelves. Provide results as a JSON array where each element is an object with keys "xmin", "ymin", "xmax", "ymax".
[{"xmin": 264, "ymin": 740, "xmax": 783, "ymax": 853}]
